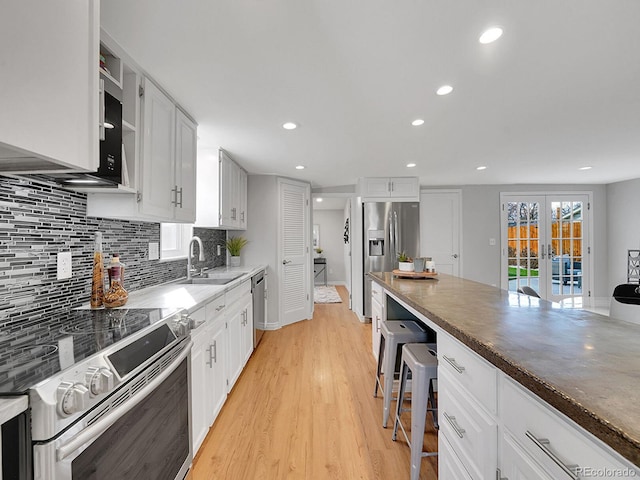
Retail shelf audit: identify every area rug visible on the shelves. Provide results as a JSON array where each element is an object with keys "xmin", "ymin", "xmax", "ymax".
[{"xmin": 314, "ymin": 285, "xmax": 342, "ymax": 303}]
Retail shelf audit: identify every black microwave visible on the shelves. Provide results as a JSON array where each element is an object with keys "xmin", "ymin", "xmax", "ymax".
[{"xmin": 52, "ymin": 79, "xmax": 123, "ymax": 187}]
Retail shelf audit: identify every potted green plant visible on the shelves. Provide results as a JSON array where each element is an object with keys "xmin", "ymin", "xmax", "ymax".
[
  {"xmin": 225, "ymin": 236, "xmax": 248, "ymax": 267},
  {"xmin": 397, "ymin": 251, "xmax": 414, "ymax": 272}
]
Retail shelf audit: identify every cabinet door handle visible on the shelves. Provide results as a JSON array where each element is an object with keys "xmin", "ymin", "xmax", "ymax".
[
  {"xmin": 206, "ymin": 345, "xmax": 213, "ymax": 368},
  {"xmin": 177, "ymin": 187, "xmax": 183, "ymax": 208},
  {"xmin": 171, "ymin": 185, "xmax": 178, "ymax": 206},
  {"xmin": 375, "ymin": 316, "xmax": 380, "ymax": 332},
  {"xmin": 241, "ymin": 211, "xmax": 245, "ymax": 222},
  {"xmin": 216, "ymin": 304, "xmax": 225, "ymax": 312},
  {"xmin": 443, "ymin": 355, "xmax": 466, "ymax": 374},
  {"xmin": 443, "ymin": 412, "xmax": 465, "ymax": 438},
  {"xmin": 231, "ymin": 207, "xmax": 237, "ymax": 220},
  {"xmin": 98, "ymin": 79, "xmax": 106, "ymax": 141},
  {"xmin": 525, "ymin": 431, "xmax": 579, "ymax": 480},
  {"xmin": 212, "ymin": 340, "xmax": 217, "ymax": 363},
  {"xmin": 282, "ymin": 260, "xmax": 292, "ymax": 265}
]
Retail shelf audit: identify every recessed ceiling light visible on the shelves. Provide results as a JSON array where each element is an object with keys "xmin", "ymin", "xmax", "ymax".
[
  {"xmin": 283, "ymin": 122, "xmax": 297, "ymax": 130},
  {"xmin": 295, "ymin": 165, "xmax": 305, "ymax": 170},
  {"xmin": 316, "ymin": 198, "xmax": 323, "ymax": 202},
  {"xmin": 406, "ymin": 163, "xmax": 417, "ymax": 168},
  {"xmin": 479, "ymin": 27, "xmax": 503, "ymax": 44},
  {"xmin": 477, "ymin": 166, "xmax": 487, "ymax": 171},
  {"xmin": 579, "ymin": 166, "xmax": 593, "ymax": 170},
  {"xmin": 411, "ymin": 119, "xmax": 425, "ymax": 126},
  {"xmin": 436, "ymin": 85, "xmax": 453, "ymax": 96}
]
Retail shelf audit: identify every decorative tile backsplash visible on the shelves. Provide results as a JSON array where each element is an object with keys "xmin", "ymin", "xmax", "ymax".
[{"xmin": 0, "ymin": 175, "xmax": 226, "ymax": 332}]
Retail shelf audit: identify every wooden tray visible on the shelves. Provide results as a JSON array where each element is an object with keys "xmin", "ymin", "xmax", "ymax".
[{"xmin": 392, "ymin": 269, "xmax": 438, "ymax": 279}]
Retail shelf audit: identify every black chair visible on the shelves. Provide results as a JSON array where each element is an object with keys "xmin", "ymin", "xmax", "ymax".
[{"xmin": 517, "ymin": 286, "xmax": 540, "ymax": 298}]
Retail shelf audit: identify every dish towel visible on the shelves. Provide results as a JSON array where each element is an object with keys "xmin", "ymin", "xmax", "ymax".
[{"xmin": 314, "ymin": 285, "xmax": 342, "ymax": 303}]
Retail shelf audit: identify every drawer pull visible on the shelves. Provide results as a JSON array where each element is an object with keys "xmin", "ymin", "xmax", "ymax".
[
  {"xmin": 525, "ymin": 431, "xmax": 579, "ymax": 480},
  {"xmin": 216, "ymin": 304, "xmax": 225, "ymax": 312},
  {"xmin": 443, "ymin": 355, "xmax": 466, "ymax": 374},
  {"xmin": 443, "ymin": 412, "xmax": 465, "ymax": 438}
]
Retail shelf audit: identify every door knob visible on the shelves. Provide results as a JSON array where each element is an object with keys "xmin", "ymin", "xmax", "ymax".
[{"xmin": 452, "ymin": 254, "xmax": 459, "ymax": 259}]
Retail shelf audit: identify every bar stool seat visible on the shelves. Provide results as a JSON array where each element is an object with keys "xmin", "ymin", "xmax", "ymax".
[
  {"xmin": 392, "ymin": 343, "xmax": 438, "ymax": 480},
  {"xmin": 374, "ymin": 320, "xmax": 428, "ymax": 428}
]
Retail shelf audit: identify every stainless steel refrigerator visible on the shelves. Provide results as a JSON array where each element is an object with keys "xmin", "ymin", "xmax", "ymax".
[{"xmin": 363, "ymin": 202, "xmax": 420, "ymax": 317}]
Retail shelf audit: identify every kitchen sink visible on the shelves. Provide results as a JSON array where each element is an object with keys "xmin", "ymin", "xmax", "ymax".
[{"xmin": 176, "ymin": 272, "xmax": 243, "ymax": 285}]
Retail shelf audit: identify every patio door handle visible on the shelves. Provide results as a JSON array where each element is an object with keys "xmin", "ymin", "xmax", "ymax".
[{"xmin": 540, "ymin": 244, "xmax": 545, "ymax": 260}]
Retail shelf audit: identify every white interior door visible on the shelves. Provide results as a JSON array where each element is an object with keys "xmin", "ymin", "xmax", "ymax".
[
  {"xmin": 420, "ymin": 190, "xmax": 461, "ymax": 276},
  {"xmin": 278, "ymin": 179, "xmax": 311, "ymax": 326}
]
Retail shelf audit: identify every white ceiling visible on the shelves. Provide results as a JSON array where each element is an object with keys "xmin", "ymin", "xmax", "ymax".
[{"xmin": 101, "ymin": 1, "xmax": 640, "ymax": 189}]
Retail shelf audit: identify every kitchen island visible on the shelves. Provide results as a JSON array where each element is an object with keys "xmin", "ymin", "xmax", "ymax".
[{"xmin": 369, "ymin": 271, "xmax": 640, "ymax": 475}]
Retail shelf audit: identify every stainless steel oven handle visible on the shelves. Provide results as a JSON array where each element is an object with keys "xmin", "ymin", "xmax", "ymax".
[{"xmin": 57, "ymin": 341, "xmax": 192, "ymax": 461}]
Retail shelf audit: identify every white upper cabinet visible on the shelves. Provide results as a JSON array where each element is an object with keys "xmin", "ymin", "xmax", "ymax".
[
  {"xmin": 196, "ymin": 148, "xmax": 247, "ymax": 229},
  {"xmin": 87, "ymin": 44, "xmax": 197, "ymax": 223},
  {"xmin": 0, "ymin": 0, "xmax": 99, "ymax": 173},
  {"xmin": 139, "ymin": 78, "xmax": 176, "ymax": 218},
  {"xmin": 174, "ymin": 110, "xmax": 198, "ymax": 222},
  {"xmin": 358, "ymin": 177, "xmax": 420, "ymax": 201}
]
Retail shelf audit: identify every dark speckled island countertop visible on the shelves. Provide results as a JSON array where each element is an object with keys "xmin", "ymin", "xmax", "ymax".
[{"xmin": 369, "ymin": 271, "xmax": 640, "ymax": 467}]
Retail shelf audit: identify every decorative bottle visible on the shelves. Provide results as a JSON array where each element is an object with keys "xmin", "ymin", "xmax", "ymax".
[
  {"xmin": 104, "ymin": 253, "xmax": 128, "ymax": 308},
  {"xmin": 90, "ymin": 232, "xmax": 104, "ymax": 308}
]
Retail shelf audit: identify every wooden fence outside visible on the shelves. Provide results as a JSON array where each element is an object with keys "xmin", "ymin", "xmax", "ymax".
[{"xmin": 507, "ymin": 222, "xmax": 582, "ymax": 258}]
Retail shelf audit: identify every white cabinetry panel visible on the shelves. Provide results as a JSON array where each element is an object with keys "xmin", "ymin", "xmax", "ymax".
[
  {"xmin": 0, "ymin": 0, "xmax": 99, "ymax": 173},
  {"xmin": 140, "ymin": 79, "xmax": 176, "ymax": 218}
]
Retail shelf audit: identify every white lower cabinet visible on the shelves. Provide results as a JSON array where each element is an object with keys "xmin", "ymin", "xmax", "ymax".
[
  {"xmin": 190, "ymin": 279, "xmax": 255, "ymax": 457},
  {"xmin": 439, "ymin": 432, "xmax": 473, "ymax": 480},
  {"xmin": 498, "ymin": 374, "xmax": 640, "ymax": 480},
  {"xmin": 438, "ymin": 368, "xmax": 497, "ymax": 479},
  {"xmin": 226, "ymin": 289, "xmax": 253, "ymax": 392},
  {"xmin": 499, "ymin": 432, "xmax": 555, "ymax": 480},
  {"xmin": 190, "ymin": 306, "xmax": 212, "ymax": 454}
]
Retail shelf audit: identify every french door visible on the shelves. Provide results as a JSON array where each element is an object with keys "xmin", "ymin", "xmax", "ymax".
[{"xmin": 500, "ymin": 193, "xmax": 590, "ymax": 303}]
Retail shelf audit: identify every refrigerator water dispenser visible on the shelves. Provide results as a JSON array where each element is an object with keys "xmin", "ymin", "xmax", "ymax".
[{"xmin": 368, "ymin": 230, "xmax": 385, "ymax": 256}]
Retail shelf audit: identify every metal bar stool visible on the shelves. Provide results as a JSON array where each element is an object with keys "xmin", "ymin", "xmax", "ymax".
[
  {"xmin": 374, "ymin": 320, "xmax": 428, "ymax": 428},
  {"xmin": 392, "ymin": 343, "xmax": 438, "ymax": 480}
]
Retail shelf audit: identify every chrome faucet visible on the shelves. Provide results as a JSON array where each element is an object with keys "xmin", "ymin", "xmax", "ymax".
[{"xmin": 187, "ymin": 236, "xmax": 205, "ymax": 280}]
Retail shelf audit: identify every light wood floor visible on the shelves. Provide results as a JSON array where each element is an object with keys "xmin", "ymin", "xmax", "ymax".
[{"xmin": 189, "ymin": 286, "xmax": 438, "ymax": 480}]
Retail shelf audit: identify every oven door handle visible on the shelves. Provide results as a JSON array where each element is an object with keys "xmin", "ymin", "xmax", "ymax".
[{"xmin": 57, "ymin": 341, "xmax": 192, "ymax": 461}]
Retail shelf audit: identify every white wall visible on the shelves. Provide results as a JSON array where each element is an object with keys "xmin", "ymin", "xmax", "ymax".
[
  {"xmin": 606, "ymin": 178, "xmax": 640, "ymax": 294},
  {"xmin": 456, "ymin": 184, "xmax": 608, "ymax": 299},
  {"xmin": 312, "ymin": 209, "xmax": 346, "ymax": 285}
]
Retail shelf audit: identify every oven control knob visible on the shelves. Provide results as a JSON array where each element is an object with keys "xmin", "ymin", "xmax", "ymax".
[
  {"xmin": 85, "ymin": 367, "xmax": 114, "ymax": 396},
  {"xmin": 57, "ymin": 382, "xmax": 90, "ymax": 416}
]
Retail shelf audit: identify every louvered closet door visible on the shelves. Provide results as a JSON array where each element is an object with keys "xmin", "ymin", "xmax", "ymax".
[{"xmin": 279, "ymin": 178, "xmax": 311, "ymax": 326}]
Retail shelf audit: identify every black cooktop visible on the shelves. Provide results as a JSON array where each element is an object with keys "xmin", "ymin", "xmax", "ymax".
[{"xmin": 0, "ymin": 308, "xmax": 175, "ymax": 394}]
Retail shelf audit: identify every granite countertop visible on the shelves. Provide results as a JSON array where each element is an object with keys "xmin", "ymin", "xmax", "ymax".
[
  {"xmin": 82, "ymin": 265, "xmax": 266, "ymax": 313},
  {"xmin": 369, "ymin": 271, "xmax": 640, "ymax": 467},
  {"xmin": 0, "ymin": 396, "xmax": 28, "ymax": 424}
]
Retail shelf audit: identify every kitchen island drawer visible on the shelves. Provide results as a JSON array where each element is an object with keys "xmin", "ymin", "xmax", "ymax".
[
  {"xmin": 438, "ymin": 331, "xmax": 497, "ymax": 415},
  {"xmin": 500, "ymin": 374, "xmax": 640, "ymax": 479},
  {"xmin": 439, "ymin": 368, "xmax": 497, "ymax": 479}
]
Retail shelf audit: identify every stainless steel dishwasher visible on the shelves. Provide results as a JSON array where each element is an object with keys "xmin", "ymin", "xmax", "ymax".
[{"xmin": 252, "ymin": 271, "xmax": 265, "ymax": 347}]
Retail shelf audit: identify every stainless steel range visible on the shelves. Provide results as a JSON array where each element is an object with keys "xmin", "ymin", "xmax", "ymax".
[{"xmin": 0, "ymin": 308, "xmax": 193, "ymax": 480}]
